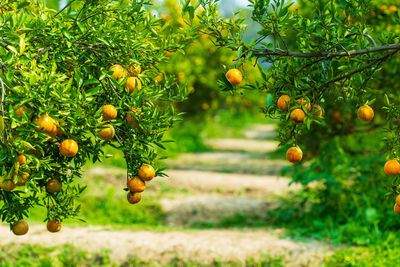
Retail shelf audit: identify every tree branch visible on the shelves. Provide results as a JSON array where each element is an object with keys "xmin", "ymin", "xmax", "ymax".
[
  {"xmin": 248, "ymin": 43, "xmax": 400, "ymax": 59},
  {"xmin": 52, "ymin": 0, "xmax": 77, "ymax": 19}
]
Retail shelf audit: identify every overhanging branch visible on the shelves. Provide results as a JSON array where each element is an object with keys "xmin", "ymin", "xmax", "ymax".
[{"xmin": 249, "ymin": 43, "xmax": 400, "ymax": 59}]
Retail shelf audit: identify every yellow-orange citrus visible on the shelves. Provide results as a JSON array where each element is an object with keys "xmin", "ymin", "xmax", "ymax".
[
  {"xmin": 312, "ymin": 105, "xmax": 323, "ymax": 118},
  {"xmin": 290, "ymin": 108, "xmax": 306, "ymax": 123},
  {"xmin": 126, "ymin": 107, "xmax": 142, "ymax": 127},
  {"xmin": 127, "ymin": 191, "xmax": 141, "ymax": 204},
  {"xmin": 12, "ymin": 220, "xmax": 29, "ymax": 235},
  {"xmin": 128, "ymin": 64, "xmax": 141, "ymax": 76},
  {"xmin": 394, "ymin": 203, "xmax": 400, "ymax": 215},
  {"xmin": 102, "ymin": 105, "xmax": 118, "ymax": 121},
  {"xmin": 46, "ymin": 178, "xmax": 62, "ymax": 193},
  {"xmin": 127, "ymin": 177, "xmax": 146, "ymax": 192},
  {"xmin": 0, "ymin": 178, "xmax": 16, "ymax": 191},
  {"xmin": 34, "ymin": 115, "xmax": 57, "ymax": 137},
  {"xmin": 332, "ymin": 111, "xmax": 341, "ymax": 123},
  {"xmin": 59, "ymin": 139, "xmax": 78, "ymax": 157},
  {"xmin": 298, "ymin": 98, "xmax": 311, "ymax": 111},
  {"xmin": 226, "ymin": 69, "xmax": 243, "ymax": 86},
  {"xmin": 15, "ymin": 105, "xmax": 27, "ymax": 118},
  {"xmin": 277, "ymin": 95, "xmax": 290, "ymax": 111},
  {"xmin": 396, "ymin": 195, "xmax": 400, "ymax": 207},
  {"xmin": 16, "ymin": 172, "xmax": 29, "ymax": 186},
  {"xmin": 138, "ymin": 164, "xmax": 156, "ymax": 181},
  {"xmin": 286, "ymin": 147, "xmax": 303, "ymax": 163},
  {"xmin": 98, "ymin": 124, "xmax": 115, "ymax": 140},
  {"xmin": 384, "ymin": 160, "xmax": 400, "ymax": 175},
  {"xmin": 109, "ymin": 64, "xmax": 128, "ymax": 80},
  {"xmin": 47, "ymin": 220, "xmax": 62, "ymax": 233},
  {"xmin": 155, "ymin": 74, "xmax": 162, "ymax": 83},
  {"xmin": 357, "ymin": 105, "xmax": 374, "ymax": 122},
  {"xmin": 126, "ymin": 77, "xmax": 142, "ymax": 93},
  {"xmin": 17, "ymin": 154, "xmax": 26, "ymax": 165}
]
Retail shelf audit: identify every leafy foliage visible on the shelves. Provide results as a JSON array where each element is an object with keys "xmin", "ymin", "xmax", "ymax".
[
  {"xmin": 0, "ymin": 0, "xmax": 195, "ymax": 227},
  {"xmin": 183, "ymin": 0, "xmax": 400, "ymax": 244}
]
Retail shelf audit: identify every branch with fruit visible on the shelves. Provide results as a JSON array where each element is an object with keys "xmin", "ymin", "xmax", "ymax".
[{"xmin": 186, "ymin": 0, "xmax": 400, "ymax": 215}]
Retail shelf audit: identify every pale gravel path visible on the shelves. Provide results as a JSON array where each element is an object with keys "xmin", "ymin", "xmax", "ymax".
[
  {"xmin": 161, "ymin": 195, "xmax": 271, "ymax": 226},
  {"xmin": 204, "ymin": 138, "xmax": 279, "ymax": 153},
  {"xmin": 0, "ymin": 225, "xmax": 334, "ymax": 267},
  {"xmin": 87, "ymin": 168, "xmax": 299, "ymax": 197},
  {"xmin": 163, "ymin": 170, "xmax": 300, "ymax": 196}
]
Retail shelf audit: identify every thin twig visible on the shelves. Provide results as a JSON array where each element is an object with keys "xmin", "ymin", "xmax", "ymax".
[
  {"xmin": 245, "ymin": 43, "xmax": 400, "ymax": 58},
  {"xmin": 52, "ymin": 0, "xmax": 77, "ymax": 19}
]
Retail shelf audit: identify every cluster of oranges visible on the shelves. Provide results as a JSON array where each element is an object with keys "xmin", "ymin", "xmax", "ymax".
[
  {"xmin": 0, "ymin": 112, "xmax": 79, "ymax": 235},
  {"xmin": 275, "ymin": 93, "xmax": 375, "ymax": 164},
  {"xmin": 2, "ymin": 63, "xmax": 155, "ymax": 236},
  {"xmin": 275, "ymin": 95, "xmax": 324, "ymax": 163},
  {"xmin": 107, "ymin": 64, "xmax": 158, "ymax": 205},
  {"xmin": 126, "ymin": 164, "xmax": 156, "ymax": 204},
  {"xmin": 9, "ymin": 219, "xmax": 61, "ymax": 236},
  {"xmin": 384, "ymin": 159, "xmax": 400, "ymax": 215}
]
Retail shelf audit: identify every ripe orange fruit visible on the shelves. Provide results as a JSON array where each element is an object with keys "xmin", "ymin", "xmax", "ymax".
[
  {"xmin": 384, "ymin": 160, "xmax": 400, "ymax": 175},
  {"xmin": 128, "ymin": 64, "xmax": 141, "ymax": 76},
  {"xmin": 226, "ymin": 69, "xmax": 243, "ymax": 86},
  {"xmin": 127, "ymin": 177, "xmax": 146, "ymax": 192},
  {"xmin": 286, "ymin": 147, "xmax": 303, "ymax": 163},
  {"xmin": 15, "ymin": 105, "xmax": 27, "ymax": 118},
  {"xmin": 102, "ymin": 105, "xmax": 118, "ymax": 121},
  {"xmin": 46, "ymin": 178, "xmax": 62, "ymax": 194},
  {"xmin": 12, "ymin": 220, "xmax": 29, "ymax": 235},
  {"xmin": 109, "ymin": 64, "xmax": 128, "ymax": 80},
  {"xmin": 290, "ymin": 108, "xmax": 305, "ymax": 123},
  {"xmin": 126, "ymin": 77, "xmax": 142, "ymax": 93},
  {"xmin": 381, "ymin": 5, "xmax": 388, "ymax": 12},
  {"xmin": 332, "ymin": 111, "xmax": 341, "ymax": 123},
  {"xmin": 277, "ymin": 95, "xmax": 290, "ymax": 111},
  {"xmin": 34, "ymin": 115, "xmax": 57, "ymax": 137},
  {"xmin": 394, "ymin": 203, "xmax": 400, "ymax": 215},
  {"xmin": 396, "ymin": 194, "xmax": 400, "ymax": 207},
  {"xmin": 0, "ymin": 178, "xmax": 16, "ymax": 191},
  {"xmin": 59, "ymin": 139, "xmax": 78, "ymax": 157},
  {"xmin": 17, "ymin": 154, "xmax": 26, "ymax": 165},
  {"xmin": 138, "ymin": 164, "xmax": 156, "ymax": 181},
  {"xmin": 312, "ymin": 105, "xmax": 323, "ymax": 118},
  {"xmin": 127, "ymin": 191, "xmax": 141, "ymax": 204},
  {"xmin": 357, "ymin": 105, "xmax": 374, "ymax": 122},
  {"xmin": 98, "ymin": 124, "xmax": 115, "ymax": 140},
  {"xmin": 389, "ymin": 5, "xmax": 397, "ymax": 13},
  {"xmin": 298, "ymin": 98, "xmax": 311, "ymax": 111},
  {"xmin": 126, "ymin": 107, "xmax": 142, "ymax": 127},
  {"xmin": 16, "ymin": 173, "xmax": 29, "ymax": 186},
  {"xmin": 155, "ymin": 74, "xmax": 162, "ymax": 83},
  {"xmin": 177, "ymin": 72, "xmax": 185, "ymax": 82},
  {"xmin": 47, "ymin": 220, "xmax": 62, "ymax": 233}
]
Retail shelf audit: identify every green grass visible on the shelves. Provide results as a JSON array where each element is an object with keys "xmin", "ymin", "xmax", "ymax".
[
  {"xmin": 0, "ymin": 243, "xmax": 286, "ymax": 267},
  {"xmin": 324, "ymin": 233, "xmax": 400, "ymax": 267}
]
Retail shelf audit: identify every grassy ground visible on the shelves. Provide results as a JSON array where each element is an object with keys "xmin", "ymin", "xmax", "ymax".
[{"xmin": 0, "ymin": 243, "xmax": 286, "ymax": 267}]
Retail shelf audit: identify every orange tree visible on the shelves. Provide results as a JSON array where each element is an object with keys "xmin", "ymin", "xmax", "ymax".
[
  {"xmin": 0, "ymin": 0, "xmax": 196, "ymax": 234},
  {"xmin": 186, "ymin": 0, "xmax": 400, "ymax": 242},
  {"xmin": 155, "ymin": 0, "xmax": 263, "ymax": 118}
]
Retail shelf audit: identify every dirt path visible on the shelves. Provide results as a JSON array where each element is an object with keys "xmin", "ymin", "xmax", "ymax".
[
  {"xmin": 0, "ymin": 225, "xmax": 333, "ymax": 267},
  {"xmin": 0, "ymin": 124, "xmax": 336, "ymax": 266}
]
